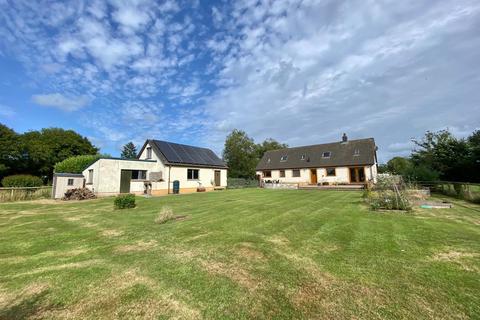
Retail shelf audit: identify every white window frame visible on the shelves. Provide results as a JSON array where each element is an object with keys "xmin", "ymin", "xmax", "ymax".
[
  {"xmin": 187, "ymin": 169, "xmax": 200, "ymax": 180},
  {"xmin": 146, "ymin": 147, "xmax": 152, "ymax": 159},
  {"xmin": 280, "ymin": 155, "xmax": 288, "ymax": 162},
  {"xmin": 88, "ymin": 169, "xmax": 93, "ymax": 184},
  {"xmin": 67, "ymin": 178, "xmax": 74, "ymax": 186},
  {"xmin": 322, "ymin": 151, "xmax": 331, "ymax": 158}
]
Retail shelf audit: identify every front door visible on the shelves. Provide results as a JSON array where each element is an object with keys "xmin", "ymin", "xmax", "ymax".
[
  {"xmin": 349, "ymin": 167, "xmax": 366, "ymax": 183},
  {"xmin": 214, "ymin": 170, "xmax": 221, "ymax": 187},
  {"xmin": 310, "ymin": 169, "xmax": 317, "ymax": 184},
  {"xmin": 120, "ymin": 170, "xmax": 132, "ymax": 193}
]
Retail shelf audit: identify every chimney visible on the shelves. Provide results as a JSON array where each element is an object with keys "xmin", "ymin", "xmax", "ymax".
[{"xmin": 342, "ymin": 133, "xmax": 348, "ymax": 143}]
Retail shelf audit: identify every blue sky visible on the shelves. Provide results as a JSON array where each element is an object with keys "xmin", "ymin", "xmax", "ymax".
[{"xmin": 0, "ymin": 0, "xmax": 479, "ymax": 162}]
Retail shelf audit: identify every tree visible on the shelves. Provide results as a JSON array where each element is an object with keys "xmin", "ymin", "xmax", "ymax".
[
  {"xmin": 0, "ymin": 124, "xmax": 22, "ymax": 178},
  {"xmin": 411, "ymin": 130, "xmax": 470, "ymax": 181},
  {"xmin": 223, "ymin": 130, "xmax": 258, "ymax": 179},
  {"xmin": 20, "ymin": 128, "xmax": 99, "ymax": 179},
  {"xmin": 121, "ymin": 142, "xmax": 137, "ymax": 159},
  {"xmin": 386, "ymin": 157, "xmax": 412, "ymax": 175},
  {"xmin": 255, "ymin": 138, "xmax": 288, "ymax": 160}
]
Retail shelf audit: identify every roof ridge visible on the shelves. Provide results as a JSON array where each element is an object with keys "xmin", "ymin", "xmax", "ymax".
[
  {"xmin": 264, "ymin": 137, "xmax": 375, "ymax": 153},
  {"xmin": 151, "ymin": 139, "xmax": 212, "ymax": 151}
]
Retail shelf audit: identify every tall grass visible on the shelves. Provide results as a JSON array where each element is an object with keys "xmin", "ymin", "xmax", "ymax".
[{"xmin": 0, "ymin": 187, "xmax": 52, "ymax": 203}]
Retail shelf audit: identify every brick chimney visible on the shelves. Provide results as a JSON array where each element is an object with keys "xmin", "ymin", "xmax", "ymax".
[{"xmin": 342, "ymin": 133, "xmax": 348, "ymax": 142}]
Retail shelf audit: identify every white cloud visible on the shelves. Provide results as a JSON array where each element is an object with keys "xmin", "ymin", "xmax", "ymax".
[{"xmin": 32, "ymin": 93, "xmax": 90, "ymax": 111}]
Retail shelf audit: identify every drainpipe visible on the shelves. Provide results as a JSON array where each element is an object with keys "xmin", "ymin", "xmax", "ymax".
[{"xmin": 167, "ymin": 165, "xmax": 171, "ymax": 194}]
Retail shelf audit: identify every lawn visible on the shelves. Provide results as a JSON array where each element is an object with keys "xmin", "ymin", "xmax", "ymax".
[{"xmin": 0, "ymin": 189, "xmax": 479, "ymax": 319}]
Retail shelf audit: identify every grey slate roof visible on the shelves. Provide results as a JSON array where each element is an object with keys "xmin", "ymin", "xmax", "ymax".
[
  {"xmin": 256, "ymin": 138, "xmax": 377, "ymax": 170},
  {"xmin": 148, "ymin": 140, "xmax": 227, "ymax": 168}
]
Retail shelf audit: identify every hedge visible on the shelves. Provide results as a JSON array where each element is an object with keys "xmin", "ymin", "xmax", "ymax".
[
  {"xmin": 1, "ymin": 175, "xmax": 43, "ymax": 187},
  {"xmin": 54, "ymin": 155, "xmax": 101, "ymax": 174}
]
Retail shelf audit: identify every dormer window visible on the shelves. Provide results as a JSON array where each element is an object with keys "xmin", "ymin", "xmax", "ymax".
[
  {"xmin": 354, "ymin": 149, "xmax": 360, "ymax": 156},
  {"xmin": 146, "ymin": 147, "xmax": 152, "ymax": 159},
  {"xmin": 322, "ymin": 151, "xmax": 331, "ymax": 158},
  {"xmin": 300, "ymin": 154, "xmax": 306, "ymax": 160},
  {"xmin": 280, "ymin": 155, "xmax": 288, "ymax": 162}
]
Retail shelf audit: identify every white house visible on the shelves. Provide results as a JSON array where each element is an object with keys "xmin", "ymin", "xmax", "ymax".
[
  {"xmin": 52, "ymin": 139, "xmax": 227, "ymax": 198},
  {"xmin": 256, "ymin": 134, "xmax": 378, "ymax": 186}
]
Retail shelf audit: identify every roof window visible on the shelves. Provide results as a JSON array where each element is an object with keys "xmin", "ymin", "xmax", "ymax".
[
  {"xmin": 300, "ymin": 154, "xmax": 306, "ymax": 160},
  {"xmin": 280, "ymin": 155, "xmax": 288, "ymax": 162},
  {"xmin": 322, "ymin": 151, "xmax": 331, "ymax": 158},
  {"xmin": 354, "ymin": 149, "xmax": 360, "ymax": 156}
]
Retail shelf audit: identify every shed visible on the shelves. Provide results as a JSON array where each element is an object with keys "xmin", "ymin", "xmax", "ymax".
[{"xmin": 52, "ymin": 173, "xmax": 85, "ymax": 199}]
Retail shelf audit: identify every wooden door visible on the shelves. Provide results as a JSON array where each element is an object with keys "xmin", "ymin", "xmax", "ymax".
[
  {"xmin": 214, "ymin": 170, "xmax": 221, "ymax": 186},
  {"xmin": 120, "ymin": 170, "xmax": 131, "ymax": 193},
  {"xmin": 349, "ymin": 167, "xmax": 366, "ymax": 183},
  {"xmin": 310, "ymin": 169, "xmax": 317, "ymax": 184}
]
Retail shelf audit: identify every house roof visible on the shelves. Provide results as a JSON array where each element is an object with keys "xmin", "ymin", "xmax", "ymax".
[
  {"xmin": 256, "ymin": 138, "xmax": 377, "ymax": 170},
  {"xmin": 144, "ymin": 139, "xmax": 228, "ymax": 169}
]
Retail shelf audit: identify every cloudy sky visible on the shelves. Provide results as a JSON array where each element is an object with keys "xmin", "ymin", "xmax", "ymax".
[{"xmin": 0, "ymin": 0, "xmax": 479, "ymax": 162}]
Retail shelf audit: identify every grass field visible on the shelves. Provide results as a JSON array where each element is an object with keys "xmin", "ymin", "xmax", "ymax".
[{"xmin": 1, "ymin": 189, "xmax": 479, "ymax": 319}]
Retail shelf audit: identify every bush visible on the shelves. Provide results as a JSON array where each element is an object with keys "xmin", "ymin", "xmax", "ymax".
[
  {"xmin": 63, "ymin": 188, "xmax": 96, "ymax": 201},
  {"xmin": 114, "ymin": 194, "xmax": 136, "ymax": 209},
  {"xmin": 154, "ymin": 207, "xmax": 175, "ymax": 224},
  {"xmin": 366, "ymin": 190, "xmax": 412, "ymax": 211},
  {"xmin": 227, "ymin": 178, "xmax": 258, "ymax": 189},
  {"xmin": 54, "ymin": 154, "xmax": 102, "ymax": 174},
  {"xmin": 1, "ymin": 175, "xmax": 43, "ymax": 187}
]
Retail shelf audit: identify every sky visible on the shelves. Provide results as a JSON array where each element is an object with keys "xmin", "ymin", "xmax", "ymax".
[{"xmin": 0, "ymin": 0, "xmax": 479, "ymax": 163}]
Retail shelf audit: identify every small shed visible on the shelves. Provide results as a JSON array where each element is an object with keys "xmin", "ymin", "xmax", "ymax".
[{"xmin": 52, "ymin": 173, "xmax": 85, "ymax": 199}]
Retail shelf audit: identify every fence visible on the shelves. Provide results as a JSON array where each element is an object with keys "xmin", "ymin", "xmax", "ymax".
[
  {"xmin": 227, "ymin": 178, "xmax": 259, "ymax": 189},
  {"xmin": 0, "ymin": 186, "xmax": 52, "ymax": 203},
  {"xmin": 415, "ymin": 181, "xmax": 480, "ymax": 204}
]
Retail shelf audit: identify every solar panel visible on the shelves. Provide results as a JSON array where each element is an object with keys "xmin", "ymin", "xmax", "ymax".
[{"xmin": 152, "ymin": 140, "xmax": 226, "ymax": 167}]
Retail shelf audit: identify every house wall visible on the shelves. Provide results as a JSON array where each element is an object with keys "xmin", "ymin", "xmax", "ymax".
[
  {"xmin": 83, "ymin": 148, "xmax": 227, "ymax": 197},
  {"xmin": 52, "ymin": 175, "xmax": 85, "ymax": 199},
  {"xmin": 257, "ymin": 165, "xmax": 376, "ymax": 185}
]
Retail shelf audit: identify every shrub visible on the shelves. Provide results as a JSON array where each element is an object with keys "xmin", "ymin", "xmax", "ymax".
[
  {"xmin": 114, "ymin": 194, "xmax": 136, "ymax": 209},
  {"xmin": 63, "ymin": 188, "xmax": 96, "ymax": 201},
  {"xmin": 366, "ymin": 190, "xmax": 412, "ymax": 211},
  {"xmin": 154, "ymin": 207, "xmax": 175, "ymax": 224},
  {"xmin": 54, "ymin": 154, "xmax": 102, "ymax": 174},
  {"xmin": 1, "ymin": 175, "xmax": 43, "ymax": 187}
]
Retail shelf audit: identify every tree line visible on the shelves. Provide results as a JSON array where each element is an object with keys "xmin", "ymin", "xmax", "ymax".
[
  {"xmin": 0, "ymin": 123, "xmax": 99, "ymax": 182},
  {"xmin": 379, "ymin": 129, "xmax": 480, "ymax": 183}
]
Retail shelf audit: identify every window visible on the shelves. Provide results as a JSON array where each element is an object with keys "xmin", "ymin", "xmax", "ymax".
[
  {"xmin": 354, "ymin": 149, "xmax": 360, "ymax": 156},
  {"xmin": 300, "ymin": 154, "xmax": 306, "ymax": 160},
  {"xmin": 132, "ymin": 170, "xmax": 147, "ymax": 180},
  {"xmin": 187, "ymin": 169, "xmax": 199, "ymax": 180},
  {"xmin": 326, "ymin": 168, "xmax": 336, "ymax": 176},
  {"xmin": 279, "ymin": 170, "xmax": 285, "ymax": 177},
  {"xmin": 292, "ymin": 169, "xmax": 300, "ymax": 177},
  {"xmin": 146, "ymin": 147, "xmax": 152, "ymax": 159},
  {"xmin": 88, "ymin": 169, "xmax": 93, "ymax": 184},
  {"xmin": 322, "ymin": 151, "xmax": 331, "ymax": 158},
  {"xmin": 263, "ymin": 170, "xmax": 272, "ymax": 178},
  {"xmin": 267, "ymin": 158, "xmax": 271, "ymax": 163},
  {"xmin": 280, "ymin": 155, "xmax": 288, "ymax": 161},
  {"xmin": 67, "ymin": 178, "xmax": 74, "ymax": 186}
]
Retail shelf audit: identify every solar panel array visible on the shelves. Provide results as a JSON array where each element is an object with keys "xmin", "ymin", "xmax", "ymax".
[{"xmin": 152, "ymin": 140, "xmax": 227, "ymax": 167}]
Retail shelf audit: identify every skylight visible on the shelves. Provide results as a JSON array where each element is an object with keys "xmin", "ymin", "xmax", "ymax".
[
  {"xmin": 280, "ymin": 155, "xmax": 288, "ymax": 161},
  {"xmin": 322, "ymin": 151, "xmax": 331, "ymax": 158}
]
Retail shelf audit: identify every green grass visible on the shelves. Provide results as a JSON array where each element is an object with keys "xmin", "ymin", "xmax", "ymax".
[{"xmin": 0, "ymin": 189, "xmax": 479, "ymax": 319}]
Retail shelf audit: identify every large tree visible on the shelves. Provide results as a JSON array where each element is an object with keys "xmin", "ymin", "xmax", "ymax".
[
  {"xmin": 223, "ymin": 130, "xmax": 288, "ymax": 179},
  {"xmin": 0, "ymin": 124, "xmax": 22, "ymax": 178},
  {"xmin": 255, "ymin": 138, "xmax": 288, "ymax": 160},
  {"xmin": 223, "ymin": 130, "xmax": 258, "ymax": 179},
  {"xmin": 121, "ymin": 142, "xmax": 137, "ymax": 159},
  {"xmin": 411, "ymin": 130, "xmax": 470, "ymax": 182}
]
